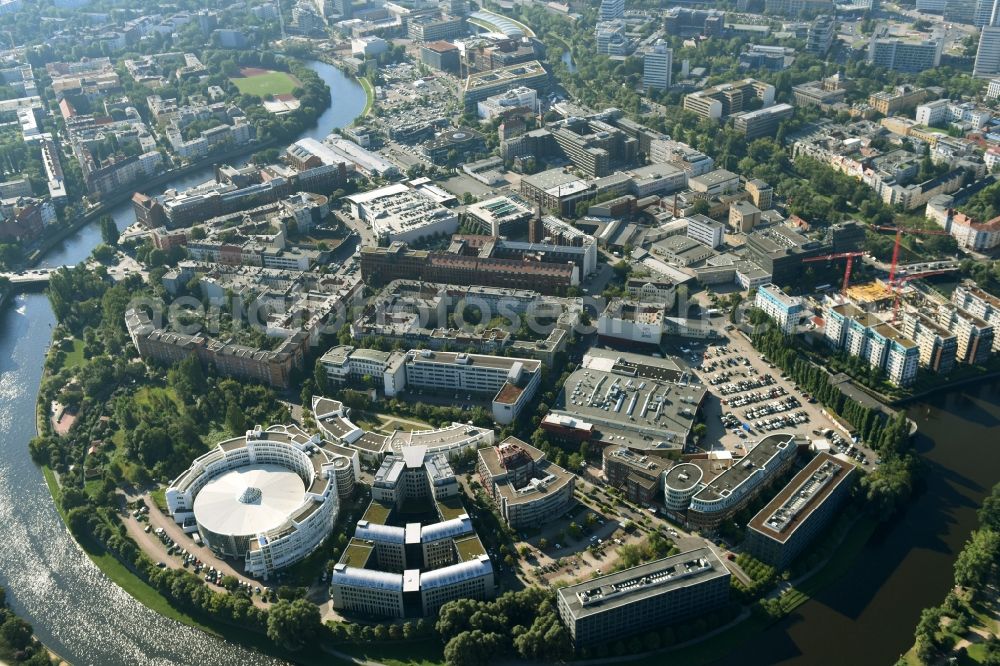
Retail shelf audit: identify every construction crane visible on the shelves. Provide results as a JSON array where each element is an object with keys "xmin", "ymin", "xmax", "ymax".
[
  {"xmin": 802, "ymin": 251, "xmax": 865, "ymax": 294},
  {"xmin": 872, "ymin": 225, "xmax": 951, "ymax": 284},
  {"xmin": 888, "ymin": 269, "xmax": 951, "ymax": 322}
]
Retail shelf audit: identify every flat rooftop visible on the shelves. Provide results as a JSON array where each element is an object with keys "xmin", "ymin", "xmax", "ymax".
[
  {"xmin": 693, "ymin": 433, "xmax": 796, "ymax": 503},
  {"xmin": 552, "ymin": 362, "xmax": 705, "ymax": 452},
  {"xmin": 747, "ymin": 452, "xmax": 854, "ymax": 544},
  {"xmin": 556, "ymin": 548, "xmax": 729, "ymax": 620}
]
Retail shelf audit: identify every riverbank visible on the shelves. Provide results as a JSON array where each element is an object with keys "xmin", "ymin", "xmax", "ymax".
[
  {"xmin": 359, "ymin": 77, "xmax": 375, "ymax": 118},
  {"xmin": 22, "ymin": 138, "xmax": 276, "ymax": 271}
]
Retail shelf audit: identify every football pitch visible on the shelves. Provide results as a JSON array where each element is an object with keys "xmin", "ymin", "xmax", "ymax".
[{"xmin": 229, "ymin": 69, "xmax": 300, "ymax": 96}]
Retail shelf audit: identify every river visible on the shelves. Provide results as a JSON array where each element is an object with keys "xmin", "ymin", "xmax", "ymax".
[
  {"xmin": 0, "ymin": 60, "xmax": 364, "ymax": 666},
  {"xmin": 715, "ymin": 382, "xmax": 1000, "ymax": 666},
  {"xmin": 1, "ymin": 57, "xmax": 997, "ymax": 666}
]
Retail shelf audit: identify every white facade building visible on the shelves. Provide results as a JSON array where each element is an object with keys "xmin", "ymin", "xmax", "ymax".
[
  {"xmin": 754, "ymin": 283, "xmax": 804, "ymax": 334},
  {"xmin": 643, "ymin": 41, "xmax": 672, "ymax": 92}
]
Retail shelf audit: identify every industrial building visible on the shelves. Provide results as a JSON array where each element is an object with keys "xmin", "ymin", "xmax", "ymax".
[{"xmin": 544, "ymin": 349, "xmax": 707, "ymax": 453}]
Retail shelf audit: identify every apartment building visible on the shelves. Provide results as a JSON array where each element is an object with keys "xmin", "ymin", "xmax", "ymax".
[
  {"xmin": 755, "ymin": 284, "xmax": 804, "ymax": 334},
  {"xmin": 937, "ymin": 304, "xmax": 994, "ymax": 364},
  {"xmin": 643, "ymin": 40, "xmax": 672, "ymax": 92},
  {"xmin": 823, "ymin": 301, "xmax": 919, "ymax": 386},
  {"xmin": 477, "ymin": 437, "xmax": 575, "ymax": 529},
  {"xmin": 901, "ymin": 311, "xmax": 958, "ymax": 374},
  {"xmin": 952, "ymin": 281, "xmax": 1000, "ymax": 351}
]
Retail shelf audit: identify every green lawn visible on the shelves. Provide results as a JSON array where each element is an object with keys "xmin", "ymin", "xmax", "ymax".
[
  {"xmin": 363, "ymin": 501, "xmax": 393, "ymax": 525},
  {"xmin": 230, "ymin": 70, "xmax": 299, "ymax": 97},
  {"xmin": 359, "ymin": 76, "xmax": 375, "ymax": 117},
  {"xmin": 342, "ymin": 540, "xmax": 374, "ymax": 567},
  {"xmin": 61, "ymin": 337, "xmax": 86, "ymax": 369},
  {"xmin": 454, "ymin": 536, "xmax": 486, "ymax": 561}
]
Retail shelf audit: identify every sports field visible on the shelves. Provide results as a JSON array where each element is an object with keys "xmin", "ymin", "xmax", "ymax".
[{"xmin": 229, "ymin": 67, "xmax": 300, "ymax": 96}]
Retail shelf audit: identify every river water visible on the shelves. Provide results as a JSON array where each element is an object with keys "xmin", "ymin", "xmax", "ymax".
[
  {"xmin": 1, "ymin": 57, "xmax": 997, "ymax": 666},
  {"xmin": 716, "ymin": 382, "xmax": 1000, "ymax": 665},
  {"xmin": 0, "ymin": 60, "xmax": 364, "ymax": 666}
]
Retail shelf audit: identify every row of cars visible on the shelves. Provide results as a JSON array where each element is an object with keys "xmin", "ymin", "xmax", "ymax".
[
  {"xmin": 723, "ymin": 385, "xmax": 787, "ymax": 407},
  {"xmin": 715, "ymin": 374, "xmax": 775, "ymax": 393},
  {"xmin": 742, "ymin": 396, "xmax": 801, "ymax": 420}
]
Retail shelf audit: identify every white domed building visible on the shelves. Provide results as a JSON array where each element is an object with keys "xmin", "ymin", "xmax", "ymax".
[{"xmin": 166, "ymin": 424, "xmax": 356, "ymax": 577}]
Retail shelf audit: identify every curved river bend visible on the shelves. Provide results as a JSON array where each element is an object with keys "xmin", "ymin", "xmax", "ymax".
[
  {"xmin": 1, "ymin": 58, "xmax": 998, "ymax": 666},
  {"xmin": 0, "ymin": 60, "xmax": 364, "ymax": 666}
]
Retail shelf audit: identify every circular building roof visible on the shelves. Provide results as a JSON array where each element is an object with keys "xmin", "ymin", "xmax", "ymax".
[{"xmin": 194, "ymin": 464, "xmax": 306, "ymax": 537}]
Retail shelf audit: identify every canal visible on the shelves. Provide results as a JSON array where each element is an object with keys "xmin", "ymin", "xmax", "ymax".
[{"xmin": 0, "ymin": 60, "xmax": 363, "ymax": 666}]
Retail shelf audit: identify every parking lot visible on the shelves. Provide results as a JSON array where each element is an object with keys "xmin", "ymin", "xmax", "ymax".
[{"xmin": 694, "ymin": 330, "xmax": 877, "ymax": 466}]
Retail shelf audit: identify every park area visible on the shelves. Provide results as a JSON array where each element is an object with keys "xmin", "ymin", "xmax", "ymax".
[{"xmin": 229, "ymin": 67, "xmax": 300, "ymax": 97}]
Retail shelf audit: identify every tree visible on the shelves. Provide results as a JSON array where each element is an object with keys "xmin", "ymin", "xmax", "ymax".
[
  {"xmin": 443, "ymin": 630, "xmax": 502, "ymax": 666},
  {"xmin": 226, "ymin": 401, "xmax": 247, "ymax": 434},
  {"xmin": 100, "ymin": 216, "xmax": 120, "ymax": 247},
  {"xmin": 313, "ymin": 358, "xmax": 328, "ymax": 395},
  {"xmin": 266, "ymin": 598, "xmax": 321, "ymax": 650},
  {"xmin": 953, "ymin": 528, "xmax": 1000, "ymax": 597}
]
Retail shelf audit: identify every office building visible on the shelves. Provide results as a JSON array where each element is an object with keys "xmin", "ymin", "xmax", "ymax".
[
  {"xmin": 165, "ymin": 424, "xmax": 351, "ymax": 577},
  {"xmin": 420, "ymin": 41, "xmax": 461, "ymax": 73},
  {"xmin": 393, "ymin": 350, "xmax": 542, "ymax": 425},
  {"xmin": 683, "ymin": 433, "xmax": 800, "ymax": 531},
  {"xmin": 602, "ymin": 447, "xmax": 667, "ymax": 505},
  {"xmin": 729, "ymin": 200, "xmax": 762, "ymax": 232},
  {"xmin": 462, "ymin": 61, "xmax": 548, "ymax": 109},
  {"xmin": 806, "ymin": 15, "xmax": 835, "ymax": 55},
  {"xmin": 464, "ymin": 194, "xmax": 534, "ymax": 236},
  {"xmin": 643, "ymin": 41, "xmax": 672, "ymax": 92},
  {"xmin": 626, "ymin": 277, "xmax": 676, "ymax": 306},
  {"xmin": 868, "ymin": 35, "xmax": 942, "ymax": 73},
  {"xmin": 732, "ymin": 103, "xmax": 794, "ymax": 140},
  {"xmin": 596, "ymin": 21, "xmax": 630, "ymax": 56},
  {"xmin": 556, "ymin": 549, "xmax": 731, "ymax": 647},
  {"xmin": 345, "ymin": 183, "xmax": 458, "ymax": 244},
  {"xmin": 976, "ymin": 25, "xmax": 1000, "ymax": 77},
  {"xmin": 755, "ymin": 283, "xmax": 804, "ymax": 334},
  {"xmin": 744, "ymin": 225, "xmax": 823, "ymax": 285},
  {"xmin": 763, "ymin": 0, "xmax": 834, "ymax": 15},
  {"xmin": 686, "ymin": 213, "xmax": 725, "ymax": 249},
  {"xmin": 477, "ymin": 437, "xmax": 575, "ymax": 529},
  {"xmin": 664, "ymin": 8, "xmax": 725, "ymax": 36},
  {"xmin": 599, "ymin": 0, "xmax": 625, "ymax": 20},
  {"xmin": 683, "ymin": 79, "xmax": 775, "ymax": 120},
  {"xmin": 360, "ymin": 241, "xmax": 579, "ymax": 295},
  {"xmin": 745, "ymin": 453, "xmax": 855, "ymax": 570}
]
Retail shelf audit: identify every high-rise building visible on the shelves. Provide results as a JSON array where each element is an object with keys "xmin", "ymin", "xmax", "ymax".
[
  {"xmin": 596, "ymin": 20, "xmax": 630, "ymax": 55},
  {"xmin": 868, "ymin": 35, "xmax": 942, "ymax": 73},
  {"xmin": 976, "ymin": 26, "xmax": 1000, "ymax": 77},
  {"xmin": 806, "ymin": 15, "xmax": 835, "ymax": 55},
  {"xmin": 599, "ymin": 0, "xmax": 625, "ymax": 20},
  {"xmin": 643, "ymin": 40, "xmax": 672, "ymax": 91}
]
